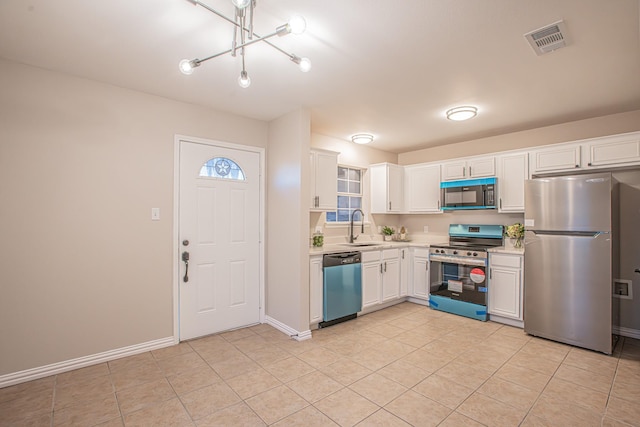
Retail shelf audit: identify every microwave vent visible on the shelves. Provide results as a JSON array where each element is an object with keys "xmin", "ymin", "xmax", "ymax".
[{"xmin": 524, "ymin": 20, "xmax": 569, "ymax": 55}]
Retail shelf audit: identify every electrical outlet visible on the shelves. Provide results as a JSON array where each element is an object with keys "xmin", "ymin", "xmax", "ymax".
[
  {"xmin": 423, "ymin": 226, "xmax": 429, "ymax": 233},
  {"xmin": 377, "ymin": 226, "xmax": 382, "ymax": 233},
  {"xmin": 315, "ymin": 226, "xmax": 322, "ymax": 233},
  {"xmin": 151, "ymin": 208, "xmax": 160, "ymax": 221}
]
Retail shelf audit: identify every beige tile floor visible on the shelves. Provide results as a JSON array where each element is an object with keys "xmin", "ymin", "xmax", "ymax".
[{"xmin": 1, "ymin": 302, "xmax": 639, "ymax": 426}]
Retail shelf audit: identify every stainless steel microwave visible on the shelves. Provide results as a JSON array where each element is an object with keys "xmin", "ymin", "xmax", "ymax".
[{"xmin": 440, "ymin": 177, "xmax": 497, "ymax": 210}]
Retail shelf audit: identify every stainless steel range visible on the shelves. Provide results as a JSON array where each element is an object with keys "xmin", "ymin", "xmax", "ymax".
[{"xmin": 428, "ymin": 224, "xmax": 504, "ymax": 321}]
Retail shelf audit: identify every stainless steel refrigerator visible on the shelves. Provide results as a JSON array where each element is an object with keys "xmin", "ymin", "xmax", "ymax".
[{"xmin": 524, "ymin": 172, "xmax": 617, "ymax": 354}]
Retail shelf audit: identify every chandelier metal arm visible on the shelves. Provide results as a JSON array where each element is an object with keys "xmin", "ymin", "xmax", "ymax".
[
  {"xmin": 192, "ymin": 28, "xmax": 283, "ymax": 66},
  {"xmin": 187, "ymin": 0, "xmax": 297, "ymax": 62}
]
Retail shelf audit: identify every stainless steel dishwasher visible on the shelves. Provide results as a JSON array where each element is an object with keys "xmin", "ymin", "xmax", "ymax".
[{"xmin": 319, "ymin": 252, "xmax": 362, "ymax": 328}]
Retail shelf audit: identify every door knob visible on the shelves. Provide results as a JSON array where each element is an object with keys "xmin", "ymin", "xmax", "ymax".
[{"xmin": 635, "ymin": 269, "xmax": 640, "ymax": 274}]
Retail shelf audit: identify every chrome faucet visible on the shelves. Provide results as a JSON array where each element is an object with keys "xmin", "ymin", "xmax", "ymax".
[{"xmin": 349, "ymin": 209, "xmax": 365, "ymax": 243}]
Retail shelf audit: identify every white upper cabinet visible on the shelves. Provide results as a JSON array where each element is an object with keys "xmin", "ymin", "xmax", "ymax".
[
  {"xmin": 497, "ymin": 152, "xmax": 528, "ymax": 213},
  {"xmin": 529, "ymin": 144, "xmax": 581, "ymax": 175},
  {"xmin": 441, "ymin": 156, "xmax": 495, "ymax": 180},
  {"xmin": 370, "ymin": 163, "xmax": 404, "ymax": 213},
  {"xmin": 404, "ymin": 163, "xmax": 441, "ymax": 213},
  {"xmin": 585, "ymin": 132, "xmax": 640, "ymax": 168},
  {"xmin": 310, "ymin": 149, "xmax": 338, "ymax": 210}
]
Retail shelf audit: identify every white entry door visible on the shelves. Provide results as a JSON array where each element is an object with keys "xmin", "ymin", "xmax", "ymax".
[{"xmin": 179, "ymin": 140, "xmax": 261, "ymax": 340}]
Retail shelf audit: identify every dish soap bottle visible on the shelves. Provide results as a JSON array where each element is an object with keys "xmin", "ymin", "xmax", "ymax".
[{"xmin": 400, "ymin": 226, "xmax": 407, "ymax": 241}]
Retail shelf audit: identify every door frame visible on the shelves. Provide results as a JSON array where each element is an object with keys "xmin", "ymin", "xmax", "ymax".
[{"xmin": 172, "ymin": 134, "xmax": 266, "ymax": 343}]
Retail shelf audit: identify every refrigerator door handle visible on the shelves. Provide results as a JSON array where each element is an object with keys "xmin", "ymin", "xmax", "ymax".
[{"xmin": 530, "ymin": 230, "xmax": 608, "ymax": 238}]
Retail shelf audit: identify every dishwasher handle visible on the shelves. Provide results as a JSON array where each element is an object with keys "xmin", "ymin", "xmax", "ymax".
[{"xmin": 323, "ymin": 252, "xmax": 362, "ymax": 268}]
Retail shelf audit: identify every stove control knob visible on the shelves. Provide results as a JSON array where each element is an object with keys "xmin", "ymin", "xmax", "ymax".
[
  {"xmin": 473, "ymin": 252, "xmax": 478, "ymax": 256},
  {"xmin": 453, "ymin": 251, "xmax": 458, "ymax": 255},
  {"xmin": 467, "ymin": 251, "xmax": 472, "ymax": 256}
]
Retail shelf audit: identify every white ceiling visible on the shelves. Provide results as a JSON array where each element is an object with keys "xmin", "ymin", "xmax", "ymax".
[{"xmin": 1, "ymin": 0, "xmax": 639, "ymax": 153}]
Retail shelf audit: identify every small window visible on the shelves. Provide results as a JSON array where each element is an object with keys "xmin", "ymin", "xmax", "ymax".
[
  {"xmin": 327, "ymin": 166, "xmax": 363, "ymax": 223},
  {"xmin": 199, "ymin": 157, "xmax": 245, "ymax": 180}
]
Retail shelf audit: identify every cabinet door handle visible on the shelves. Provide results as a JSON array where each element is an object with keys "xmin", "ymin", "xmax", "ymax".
[
  {"xmin": 389, "ymin": 201, "xmax": 392, "ymax": 210},
  {"xmin": 489, "ymin": 268, "xmax": 492, "ymax": 280},
  {"xmin": 463, "ymin": 168, "xmax": 466, "ymax": 177},
  {"xmin": 402, "ymin": 250, "xmax": 405, "ymax": 259},
  {"xmin": 437, "ymin": 200, "xmax": 440, "ymax": 209},
  {"xmin": 384, "ymin": 262, "xmax": 387, "ymax": 272},
  {"xmin": 469, "ymin": 166, "xmax": 472, "ymax": 176},
  {"xmin": 500, "ymin": 198, "xmax": 502, "ymax": 209}
]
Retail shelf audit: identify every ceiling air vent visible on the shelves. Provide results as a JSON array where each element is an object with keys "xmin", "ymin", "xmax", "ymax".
[{"xmin": 524, "ymin": 20, "xmax": 569, "ymax": 55}]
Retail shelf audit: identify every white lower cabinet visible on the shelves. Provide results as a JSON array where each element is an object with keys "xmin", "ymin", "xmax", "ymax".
[
  {"xmin": 362, "ymin": 249, "xmax": 401, "ymax": 308},
  {"xmin": 362, "ymin": 251, "xmax": 382, "ymax": 309},
  {"xmin": 309, "ymin": 255, "xmax": 323, "ymax": 324},
  {"xmin": 488, "ymin": 253, "xmax": 523, "ymax": 323},
  {"xmin": 410, "ymin": 248, "xmax": 430, "ymax": 300},
  {"xmin": 400, "ymin": 248, "xmax": 409, "ymax": 297}
]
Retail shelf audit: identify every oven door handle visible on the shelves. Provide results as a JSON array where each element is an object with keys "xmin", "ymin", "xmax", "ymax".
[{"xmin": 429, "ymin": 254, "xmax": 487, "ymax": 266}]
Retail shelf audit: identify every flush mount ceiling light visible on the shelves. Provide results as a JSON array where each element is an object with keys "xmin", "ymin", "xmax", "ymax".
[
  {"xmin": 446, "ymin": 106, "xmax": 478, "ymax": 121},
  {"xmin": 351, "ymin": 134, "xmax": 374, "ymax": 144},
  {"xmin": 180, "ymin": 0, "xmax": 311, "ymax": 88}
]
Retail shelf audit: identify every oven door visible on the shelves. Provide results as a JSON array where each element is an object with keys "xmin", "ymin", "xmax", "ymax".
[{"xmin": 429, "ymin": 257, "xmax": 488, "ymax": 306}]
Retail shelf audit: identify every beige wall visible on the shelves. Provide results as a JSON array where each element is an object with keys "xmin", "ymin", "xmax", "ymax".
[
  {"xmin": 267, "ymin": 109, "xmax": 311, "ymax": 334},
  {"xmin": 0, "ymin": 59, "xmax": 268, "ymax": 376},
  {"xmin": 398, "ymin": 110, "xmax": 640, "ymax": 165},
  {"xmin": 311, "ymin": 133, "xmax": 398, "ymax": 168}
]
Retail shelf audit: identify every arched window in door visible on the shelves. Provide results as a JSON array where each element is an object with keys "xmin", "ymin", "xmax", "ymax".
[{"xmin": 199, "ymin": 157, "xmax": 246, "ymax": 180}]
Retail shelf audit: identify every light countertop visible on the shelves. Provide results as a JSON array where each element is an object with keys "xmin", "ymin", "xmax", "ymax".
[
  {"xmin": 309, "ymin": 241, "xmax": 431, "ymax": 256},
  {"xmin": 488, "ymin": 246, "xmax": 525, "ymax": 255},
  {"xmin": 310, "ymin": 242, "xmax": 524, "ymax": 256}
]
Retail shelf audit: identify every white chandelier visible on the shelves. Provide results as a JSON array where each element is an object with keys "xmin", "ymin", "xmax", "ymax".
[{"xmin": 179, "ymin": 0, "xmax": 311, "ymax": 88}]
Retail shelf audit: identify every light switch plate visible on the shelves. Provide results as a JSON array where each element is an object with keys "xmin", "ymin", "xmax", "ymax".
[
  {"xmin": 151, "ymin": 208, "xmax": 160, "ymax": 221},
  {"xmin": 423, "ymin": 226, "xmax": 429, "ymax": 233}
]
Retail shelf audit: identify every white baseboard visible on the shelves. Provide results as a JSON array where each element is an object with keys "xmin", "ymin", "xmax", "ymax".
[
  {"xmin": 613, "ymin": 325, "xmax": 640, "ymax": 340},
  {"xmin": 265, "ymin": 316, "xmax": 311, "ymax": 341},
  {"xmin": 489, "ymin": 314, "xmax": 524, "ymax": 329},
  {"xmin": 407, "ymin": 297, "xmax": 429, "ymax": 307},
  {"xmin": 0, "ymin": 336, "xmax": 175, "ymax": 388},
  {"xmin": 294, "ymin": 330, "xmax": 312, "ymax": 341}
]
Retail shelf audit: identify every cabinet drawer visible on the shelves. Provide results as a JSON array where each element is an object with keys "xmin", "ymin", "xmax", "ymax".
[
  {"xmin": 382, "ymin": 248, "xmax": 399, "ymax": 260},
  {"xmin": 413, "ymin": 248, "xmax": 430, "ymax": 258},
  {"xmin": 362, "ymin": 250, "xmax": 381, "ymax": 263},
  {"xmin": 490, "ymin": 254, "xmax": 521, "ymax": 268}
]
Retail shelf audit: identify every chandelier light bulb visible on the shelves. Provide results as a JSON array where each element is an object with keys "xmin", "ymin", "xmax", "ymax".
[
  {"xmin": 288, "ymin": 15, "xmax": 307, "ymax": 35},
  {"xmin": 231, "ymin": 0, "xmax": 251, "ymax": 9},
  {"xmin": 446, "ymin": 106, "xmax": 478, "ymax": 121},
  {"xmin": 298, "ymin": 57, "xmax": 311, "ymax": 72},
  {"xmin": 238, "ymin": 71, "xmax": 251, "ymax": 88},
  {"xmin": 179, "ymin": 59, "xmax": 195, "ymax": 75}
]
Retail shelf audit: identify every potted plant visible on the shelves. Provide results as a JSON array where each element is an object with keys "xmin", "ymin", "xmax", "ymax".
[
  {"xmin": 382, "ymin": 226, "xmax": 395, "ymax": 241},
  {"xmin": 505, "ymin": 223, "xmax": 525, "ymax": 248}
]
